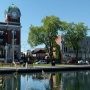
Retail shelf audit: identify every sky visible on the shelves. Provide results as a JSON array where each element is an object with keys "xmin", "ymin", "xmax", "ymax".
[{"xmin": 0, "ymin": 0, "xmax": 90, "ymax": 52}]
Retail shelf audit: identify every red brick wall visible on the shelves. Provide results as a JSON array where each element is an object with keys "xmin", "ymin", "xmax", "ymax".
[
  {"xmin": 3, "ymin": 30, "xmax": 20, "ymax": 45},
  {"xmin": 16, "ymin": 31, "xmax": 20, "ymax": 45}
]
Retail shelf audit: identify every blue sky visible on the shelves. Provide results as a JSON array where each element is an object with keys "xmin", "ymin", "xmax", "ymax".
[{"xmin": 0, "ymin": 0, "xmax": 90, "ymax": 52}]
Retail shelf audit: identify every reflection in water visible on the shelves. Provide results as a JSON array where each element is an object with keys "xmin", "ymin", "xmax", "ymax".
[
  {"xmin": 62, "ymin": 71, "xmax": 90, "ymax": 90},
  {"xmin": 49, "ymin": 73, "xmax": 61, "ymax": 90},
  {"xmin": 0, "ymin": 72, "xmax": 20, "ymax": 90},
  {"xmin": 0, "ymin": 71, "xmax": 90, "ymax": 90},
  {"xmin": 21, "ymin": 73, "xmax": 50, "ymax": 90}
]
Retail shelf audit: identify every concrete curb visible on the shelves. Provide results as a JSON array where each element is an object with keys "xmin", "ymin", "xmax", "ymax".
[{"xmin": 0, "ymin": 65, "xmax": 90, "ymax": 74}]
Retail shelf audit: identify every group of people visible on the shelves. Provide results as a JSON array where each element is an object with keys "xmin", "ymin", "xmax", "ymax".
[{"xmin": 21, "ymin": 53, "xmax": 33, "ymax": 64}]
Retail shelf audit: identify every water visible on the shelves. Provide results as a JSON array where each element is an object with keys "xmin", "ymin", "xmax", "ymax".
[{"xmin": 0, "ymin": 70, "xmax": 90, "ymax": 90}]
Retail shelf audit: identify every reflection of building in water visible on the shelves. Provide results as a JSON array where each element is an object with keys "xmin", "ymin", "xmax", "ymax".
[
  {"xmin": 0, "ymin": 4, "xmax": 21, "ymax": 62},
  {"xmin": 0, "ymin": 74, "xmax": 20, "ymax": 90},
  {"xmin": 62, "ymin": 71, "xmax": 90, "ymax": 90},
  {"xmin": 0, "ymin": 76, "xmax": 4, "ymax": 89},
  {"xmin": 49, "ymin": 72, "xmax": 90, "ymax": 90}
]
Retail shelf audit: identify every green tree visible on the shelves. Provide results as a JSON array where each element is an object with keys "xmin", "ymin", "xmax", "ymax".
[
  {"xmin": 28, "ymin": 16, "xmax": 63, "ymax": 63},
  {"xmin": 64, "ymin": 22, "xmax": 88, "ymax": 59},
  {"xmin": 28, "ymin": 25, "xmax": 45, "ymax": 47},
  {"xmin": 42, "ymin": 16, "xmax": 62, "ymax": 62}
]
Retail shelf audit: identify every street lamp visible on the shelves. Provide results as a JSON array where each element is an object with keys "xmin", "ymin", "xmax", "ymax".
[
  {"xmin": 12, "ymin": 30, "xmax": 14, "ymax": 63},
  {"xmin": 5, "ymin": 31, "xmax": 8, "ymax": 63},
  {"xmin": 5, "ymin": 43, "xmax": 8, "ymax": 63}
]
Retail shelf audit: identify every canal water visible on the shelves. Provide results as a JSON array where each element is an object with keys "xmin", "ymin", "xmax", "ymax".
[{"xmin": 0, "ymin": 70, "xmax": 90, "ymax": 90}]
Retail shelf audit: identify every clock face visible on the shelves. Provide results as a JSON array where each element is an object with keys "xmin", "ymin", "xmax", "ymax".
[{"xmin": 12, "ymin": 12, "xmax": 17, "ymax": 18}]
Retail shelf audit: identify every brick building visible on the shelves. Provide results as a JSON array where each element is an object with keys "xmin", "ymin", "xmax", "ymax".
[{"xmin": 0, "ymin": 4, "xmax": 21, "ymax": 62}]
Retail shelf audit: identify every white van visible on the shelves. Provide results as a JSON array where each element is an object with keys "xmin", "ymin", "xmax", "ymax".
[{"xmin": 35, "ymin": 60, "xmax": 47, "ymax": 64}]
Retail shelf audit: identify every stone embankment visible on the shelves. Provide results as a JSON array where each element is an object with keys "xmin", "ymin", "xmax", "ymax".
[{"xmin": 0, "ymin": 65, "xmax": 90, "ymax": 74}]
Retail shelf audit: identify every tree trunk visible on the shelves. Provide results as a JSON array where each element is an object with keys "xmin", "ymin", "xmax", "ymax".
[
  {"xmin": 49, "ymin": 40, "xmax": 54, "ymax": 63},
  {"xmin": 74, "ymin": 49, "xmax": 79, "ymax": 63},
  {"xmin": 56, "ymin": 45, "xmax": 62, "ymax": 64},
  {"xmin": 76, "ymin": 50, "xmax": 79, "ymax": 60}
]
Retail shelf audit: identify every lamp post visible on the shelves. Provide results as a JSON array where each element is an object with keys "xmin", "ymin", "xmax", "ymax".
[
  {"xmin": 5, "ymin": 43, "xmax": 8, "ymax": 63},
  {"xmin": 5, "ymin": 31, "xmax": 8, "ymax": 63},
  {"xmin": 12, "ymin": 30, "xmax": 14, "ymax": 63}
]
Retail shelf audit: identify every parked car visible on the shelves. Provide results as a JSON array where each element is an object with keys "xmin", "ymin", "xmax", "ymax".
[
  {"xmin": 78, "ymin": 60, "xmax": 84, "ymax": 64},
  {"xmin": 67, "ymin": 59, "xmax": 77, "ymax": 64},
  {"xmin": 35, "ymin": 60, "xmax": 47, "ymax": 64},
  {"xmin": 78, "ymin": 60, "xmax": 89, "ymax": 65}
]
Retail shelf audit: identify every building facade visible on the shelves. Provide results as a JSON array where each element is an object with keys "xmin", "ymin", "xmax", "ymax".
[
  {"xmin": 61, "ymin": 36, "xmax": 90, "ymax": 60},
  {"xmin": 0, "ymin": 4, "xmax": 21, "ymax": 62}
]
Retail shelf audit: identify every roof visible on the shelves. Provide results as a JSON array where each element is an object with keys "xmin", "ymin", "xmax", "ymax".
[
  {"xmin": 5, "ymin": 4, "xmax": 21, "ymax": 17},
  {"xmin": 32, "ymin": 48, "xmax": 46, "ymax": 54}
]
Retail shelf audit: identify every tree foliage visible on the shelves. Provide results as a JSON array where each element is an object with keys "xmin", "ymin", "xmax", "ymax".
[
  {"xmin": 28, "ymin": 15, "xmax": 88, "ymax": 62},
  {"xmin": 28, "ymin": 16, "xmax": 62, "ymax": 62},
  {"xmin": 28, "ymin": 25, "xmax": 45, "ymax": 47},
  {"xmin": 64, "ymin": 22, "xmax": 88, "ymax": 59}
]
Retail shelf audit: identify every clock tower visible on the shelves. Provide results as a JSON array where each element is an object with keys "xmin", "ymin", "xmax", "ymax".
[
  {"xmin": 0, "ymin": 4, "xmax": 21, "ymax": 62},
  {"xmin": 5, "ymin": 4, "xmax": 21, "ymax": 23}
]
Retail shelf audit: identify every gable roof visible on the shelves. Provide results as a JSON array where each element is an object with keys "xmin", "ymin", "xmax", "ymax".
[{"xmin": 32, "ymin": 48, "xmax": 46, "ymax": 54}]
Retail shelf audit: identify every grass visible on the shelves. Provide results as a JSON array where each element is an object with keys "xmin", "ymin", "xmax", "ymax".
[
  {"xmin": 0, "ymin": 63, "xmax": 59, "ymax": 67},
  {"xmin": 0, "ymin": 62, "xmax": 71, "ymax": 68},
  {"xmin": 33, "ymin": 64, "xmax": 51, "ymax": 66}
]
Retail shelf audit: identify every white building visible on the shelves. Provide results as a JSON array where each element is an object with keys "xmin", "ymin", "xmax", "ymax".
[{"xmin": 61, "ymin": 36, "xmax": 90, "ymax": 60}]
